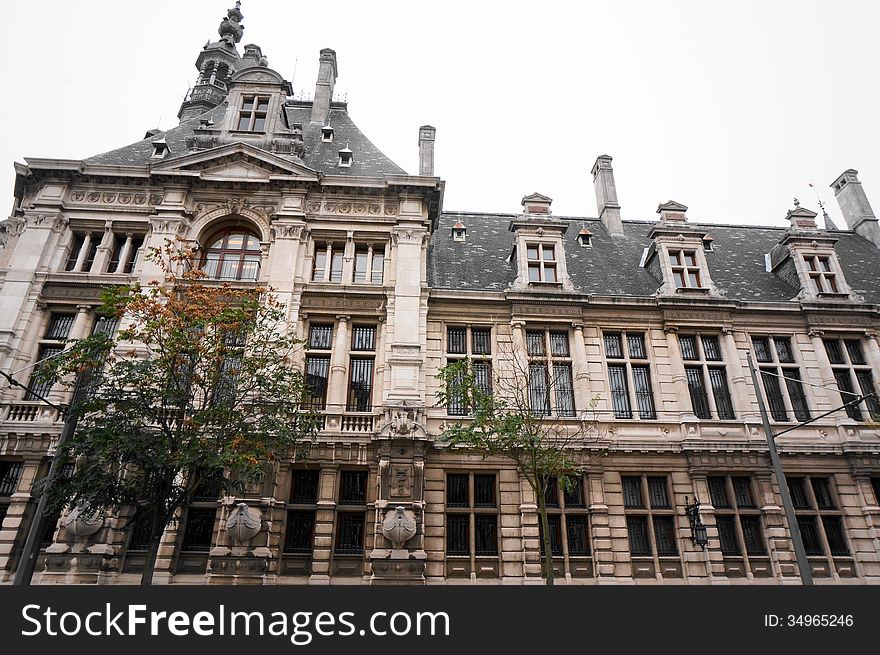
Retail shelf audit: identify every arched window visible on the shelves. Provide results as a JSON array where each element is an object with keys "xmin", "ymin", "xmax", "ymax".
[{"xmin": 202, "ymin": 228, "xmax": 261, "ymax": 281}]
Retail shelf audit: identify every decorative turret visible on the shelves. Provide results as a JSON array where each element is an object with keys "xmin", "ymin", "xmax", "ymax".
[{"xmin": 177, "ymin": 2, "xmax": 245, "ymax": 123}]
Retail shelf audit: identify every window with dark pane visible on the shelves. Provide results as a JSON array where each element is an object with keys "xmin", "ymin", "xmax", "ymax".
[
  {"xmin": 181, "ymin": 508, "xmax": 216, "ymax": 552},
  {"xmin": 784, "ymin": 370, "xmax": 811, "ymax": 422},
  {"xmin": 701, "ymin": 336, "xmax": 721, "ymax": 361},
  {"xmin": 549, "ymin": 332, "xmax": 569, "ymax": 357},
  {"xmin": 788, "ymin": 478, "xmax": 810, "ymax": 509},
  {"xmin": 708, "ymin": 368, "xmax": 735, "ymax": 419},
  {"xmin": 446, "ymin": 474, "xmax": 469, "ymax": 508},
  {"xmin": 542, "ymin": 476, "xmax": 559, "ymax": 507},
  {"xmin": 740, "ymin": 516, "xmax": 766, "ymax": 555},
  {"xmin": 305, "ymin": 356, "xmax": 330, "ymax": 409},
  {"xmin": 608, "ymin": 364, "xmax": 632, "ymax": 419},
  {"xmin": 647, "ymin": 476, "xmax": 670, "ymax": 508},
  {"xmin": 563, "ymin": 477, "xmax": 585, "ymax": 507},
  {"xmin": 627, "ymin": 333, "xmax": 647, "ymax": 359},
  {"xmin": 622, "ymin": 476, "xmax": 643, "ymax": 508},
  {"xmin": 822, "ymin": 517, "xmax": 849, "ymax": 556},
  {"xmin": 446, "ymin": 515, "xmax": 469, "ymax": 555},
  {"xmin": 46, "ymin": 314, "xmax": 74, "ymax": 340},
  {"xmin": 290, "ymin": 469, "xmax": 320, "ymax": 504},
  {"xmin": 474, "ymin": 474, "xmax": 496, "ymax": 507},
  {"xmin": 540, "ymin": 515, "xmax": 563, "ymax": 556},
  {"xmin": 526, "ymin": 331, "xmax": 545, "ymax": 356},
  {"xmin": 652, "ymin": 516, "xmax": 678, "ymax": 555},
  {"xmin": 626, "ymin": 516, "xmax": 651, "ymax": 555},
  {"xmin": 447, "ymin": 327, "xmax": 467, "ymax": 354},
  {"xmin": 347, "ymin": 358, "xmax": 374, "ymax": 411},
  {"xmin": 283, "ymin": 511, "xmax": 315, "ymax": 553},
  {"xmin": 126, "ymin": 519, "xmax": 153, "ymax": 551},
  {"xmin": 604, "ymin": 333, "xmax": 623, "ymax": 359},
  {"xmin": 761, "ymin": 369, "xmax": 788, "ymax": 421},
  {"xmin": 474, "ymin": 515, "xmax": 498, "ymax": 555},
  {"xmin": 685, "ymin": 367, "xmax": 711, "ymax": 419},
  {"xmin": 752, "ymin": 336, "xmax": 771, "ymax": 363},
  {"xmin": 810, "ymin": 478, "xmax": 835, "ymax": 510},
  {"xmin": 855, "ymin": 371, "xmax": 880, "ymax": 420},
  {"xmin": 732, "ymin": 477, "xmax": 755, "ymax": 508},
  {"xmin": 679, "ymin": 335, "xmax": 698, "ymax": 360},
  {"xmin": 716, "ymin": 515, "xmax": 741, "ymax": 555},
  {"xmin": 92, "ymin": 315, "xmax": 119, "ymax": 337},
  {"xmin": 528, "ymin": 363, "xmax": 551, "ymax": 416},
  {"xmin": 553, "ymin": 363, "xmax": 575, "ymax": 417},
  {"xmin": 308, "ymin": 324, "xmax": 333, "ymax": 350},
  {"xmin": 823, "ymin": 339, "xmax": 844, "ymax": 365},
  {"xmin": 844, "ymin": 340, "xmax": 866, "ymax": 365},
  {"xmin": 566, "ymin": 516, "xmax": 590, "ymax": 555},
  {"xmin": 774, "ymin": 337, "xmax": 794, "ymax": 363},
  {"xmin": 351, "ymin": 325, "xmax": 376, "ymax": 351},
  {"xmin": 708, "ymin": 477, "xmax": 730, "ymax": 508},
  {"xmin": 340, "ymin": 471, "xmax": 367, "ymax": 505},
  {"xmin": 0, "ymin": 462, "xmax": 23, "ymax": 496},
  {"xmin": 471, "ymin": 328, "xmax": 491, "ymax": 355},
  {"xmin": 797, "ymin": 517, "xmax": 823, "ymax": 556},
  {"xmin": 632, "ymin": 366, "xmax": 656, "ymax": 419},
  {"xmin": 833, "ymin": 370, "xmax": 861, "ymax": 420},
  {"xmin": 335, "ymin": 512, "xmax": 365, "ymax": 554}
]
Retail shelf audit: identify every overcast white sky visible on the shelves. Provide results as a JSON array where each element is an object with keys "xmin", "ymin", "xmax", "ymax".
[{"xmin": 3, "ymin": 0, "xmax": 879, "ymax": 227}]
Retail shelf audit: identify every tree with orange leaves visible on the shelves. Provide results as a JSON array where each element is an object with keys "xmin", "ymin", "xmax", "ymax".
[{"xmin": 40, "ymin": 240, "xmax": 317, "ymax": 585}]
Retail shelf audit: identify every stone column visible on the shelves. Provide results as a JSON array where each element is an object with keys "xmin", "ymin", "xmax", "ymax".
[
  {"xmin": 664, "ymin": 327, "xmax": 697, "ymax": 421},
  {"xmin": 72, "ymin": 232, "xmax": 93, "ymax": 273},
  {"xmin": 864, "ymin": 331, "xmax": 880, "ymax": 375},
  {"xmin": 326, "ymin": 315, "xmax": 350, "ymax": 413},
  {"xmin": 113, "ymin": 233, "xmax": 135, "ymax": 274},
  {"xmin": 721, "ymin": 328, "xmax": 750, "ymax": 418},
  {"xmin": 571, "ymin": 323, "xmax": 589, "ymax": 414},
  {"xmin": 92, "ymin": 226, "xmax": 114, "ymax": 274}
]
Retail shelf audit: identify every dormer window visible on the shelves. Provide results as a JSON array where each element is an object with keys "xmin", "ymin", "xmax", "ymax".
[
  {"xmin": 151, "ymin": 138, "xmax": 169, "ymax": 159},
  {"xmin": 803, "ymin": 255, "xmax": 839, "ymax": 293},
  {"xmin": 527, "ymin": 243, "xmax": 557, "ymax": 283},
  {"xmin": 237, "ymin": 95, "xmax": 269, "ymax": 132},
  {"xmin": 703, "ymin": 236, "xmax": 714, "ymax": 252},
  {"xmin": 322, "ymin": 125, "xmax": 334, "ymax": 142},
  {"xmin": 576, "ymin": 229, "xmax": 592, "ymax": 247},
  {"xmin": 338, "ymin": 147, "xmax": 353, "ymax": 167},
  {"xmin": 670, "ymin": 249, "xmax": 702, "ymax": 289},
  {"xmin": 452, "ymin": 222, "xmax": 467, "ymax": 242}
]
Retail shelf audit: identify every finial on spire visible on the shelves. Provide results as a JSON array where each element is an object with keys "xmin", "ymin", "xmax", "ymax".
[
  {"xmin": 793, "ymin": 197, "xmax": 800, "ymax": 208},
  {"xmin": 218, "ymin": 2, "xmax": 244, "ymax": 45}
]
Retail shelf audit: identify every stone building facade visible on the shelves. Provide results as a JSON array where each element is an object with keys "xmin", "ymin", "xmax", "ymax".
[{"xmin": 1, "ymin": 4, "xmax": 880, "ymax": 585}]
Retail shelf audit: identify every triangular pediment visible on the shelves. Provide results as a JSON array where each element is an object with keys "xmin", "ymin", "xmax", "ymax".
[{"xmin": 149, "ymin": 142, "xmax": 319, "ymax": 181}]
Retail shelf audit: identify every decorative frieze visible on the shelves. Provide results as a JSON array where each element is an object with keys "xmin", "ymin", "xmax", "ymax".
[
  {"xmin": 68, "ymin": 190, "xmax": 163, "ymax": 206},
  {"xmin": 307, "ymin": 200, "xmax": 396, "ymax": 217}
]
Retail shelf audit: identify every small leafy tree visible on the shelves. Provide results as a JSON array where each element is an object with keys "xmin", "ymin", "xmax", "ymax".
[
  {"xmin": 42, "ymin": 241, "xmax": 317, "ymax": 585},
  {"xmin": 437, "ymin": 352, "xmax": 605, "ymax": 586}
]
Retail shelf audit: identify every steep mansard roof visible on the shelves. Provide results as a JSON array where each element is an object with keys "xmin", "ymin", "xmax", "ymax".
[
  {"xmin": 84, "ymin": 103, "xmax": 407, "ymax": 178},
  {"xmin": 429, "ymin": 212, "xmax": 880, "ymax": 305}
]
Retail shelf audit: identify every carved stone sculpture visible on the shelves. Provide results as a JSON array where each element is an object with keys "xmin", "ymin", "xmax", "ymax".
[
  {"xmin": 225, "ymin": 502, "xmax": 262, "ymax": 546},
  {"xmin": 381, "ymin": 506, "xmax": 417, "ymax": 549},
  {"xmin": 62, "ymin": 504, "xmax": 104, "ymax": 538}
]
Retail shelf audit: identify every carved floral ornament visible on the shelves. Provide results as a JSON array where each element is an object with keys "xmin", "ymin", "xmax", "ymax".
[
  {"xmin": 193, "ymin": 196, "xmax": 277, "ymax": 222},
  {"xmin": 306, "ymin": 200, "xmax": 396, "ymax": 217},
  {"xmin": 69, "ymin": 190, "xmax": 163, "ymax": 206},
  {"xmin": 392, "ymin": 229, "xmax": 427, "ymax": 245}
]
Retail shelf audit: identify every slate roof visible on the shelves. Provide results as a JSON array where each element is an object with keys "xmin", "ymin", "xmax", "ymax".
[
  {"xmin": 84, "ymin": 103, "xmax": 407, "ymax": 177},
  {"xmin": 429, "ymin": 212, "xmax": 880, "ymax": 304}
]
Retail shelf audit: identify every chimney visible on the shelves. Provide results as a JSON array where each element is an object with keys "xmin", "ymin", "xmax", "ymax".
[
  {"xmin": 657, "ymin": 200, "xmax": 688, "ymax": 223},
  {"xmin": 785, "ymin": 202, "xmax": 818, "ymax": 231},
  {"xmin": 831, "ymin": 169, "xmax": 880, "ymax": 246},
  {"xmin": 310, "ymin": 48, "xmax": 338, "ymax": 125},
  {"xmin": 521, "ymin": 193, "xmax": 553, "ymax": 216},
  {"xmin": 591, "ymin": 154, "xmax": 623, "ymax": 236},
  {"xmin": 418, "ymin": 125, "xmax": 436, "ymax": 176}
]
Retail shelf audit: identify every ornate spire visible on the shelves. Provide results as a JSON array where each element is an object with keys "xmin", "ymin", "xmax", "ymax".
[{"xmin": 218, "ymin": 1, "xmax": 244, "ymax": 45}]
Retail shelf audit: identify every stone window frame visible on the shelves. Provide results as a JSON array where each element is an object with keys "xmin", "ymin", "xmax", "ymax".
[
  {"xmin": 707, "ymin": 475, "xmax": 770, "ymax": 575},
  {"xmin": 538, "ymin": 474, "xmax": 592, "ymax": 573},
  {"xmin": 333, "ymin": 469, "xmax": 370, "ymax": 559},
  {"xmin": 236, "ymin": 94, "xmax": 271, "ymax": 132},
  {"xmin": 668, "ymin": 248, "xmax": 703, "ymax": 289},
  {"xmin": 678, "ymin": 333, "xmax": 736, "ymax": 420},
  {"xmin": 304, "ymin": 322, "xmax": 334, "ymax": 410},
  {"xmin": 602, "ymin": 330, "xmax": 657, "ymax": 420},
  {"xmin": 444, "ymin": 324, "xmax": 493, "ymax": 417},
  {"xmin": 525, "ymin": 242, "xmax": 558, "ymax": 283},
  {"xmin": 311, "ymin": 240, "xmax": 345, "ymax": 283},
  {"xmin": 444, "ymin": 471, "xmax": 500, "ymax": 563},
  {"xmin": 750, "ymin": 334, "xmax": 812, "ymax": 423},
  {"xmin": 25, "ymin": 312, "xmax": 76, "ymax": 401},
  {"xmin": 823, "ymin": 337, "xmax": 880, "ymax": 421},
  {"xmin": 786, "ymin": 475, "xmax": 852, "ymax": 567},
  {"xmin": 525, "ymin": 327, "xmax": 576, "ymax": 417},
  {"xmin": 352, "ymin": 242, "xmax": 386, "ymax": 285},
  {"xmin": 621, "ymin": 474, "xmax": 681, "ymax": 570}
]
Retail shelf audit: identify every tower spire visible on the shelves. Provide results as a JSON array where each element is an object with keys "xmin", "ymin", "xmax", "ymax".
[{"xmin": 218, "ymin": 2, "xmax": 245, "ymax": 46}]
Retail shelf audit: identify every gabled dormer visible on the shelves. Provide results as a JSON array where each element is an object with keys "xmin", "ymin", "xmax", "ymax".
[
  {"xmin": 643, "ymin": 201, "xmax": 722, "ymax": 298},
  {"xmin": 768, "ymin": 203, "xmax": 856, "ymax": 302},
  {"xmin": 508, "ymin": 193, "xmax": 574, "ymax": 291}
]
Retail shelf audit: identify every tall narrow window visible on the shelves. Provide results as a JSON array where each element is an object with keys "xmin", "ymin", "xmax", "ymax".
[
  {"xmin": 202, "ymin": 228, "xmax": 261, "ymax": 281},
  {"xmin": 679, "ymin": 334, "xmax": 735, "ymax": 420},
  {"xmin": 64, "ymin": 232, "xmax": 98, "ymax": 273},
  {"xmin": 823, "ymin": 337, "xmax": 880, "ymax": 421},
  {"xmin": 622, "ymin": 475, "xmax": 678, "ymax": 558},
  {"xmin": 347, "ymin": 326, "xmax": 376, "ymax": 411},
  {"xmin": 708, "ymin": 475, "xmax": 767, "ymax": 560},
  {"xmin": 312, "ymin": 242, "xmax": 345, "ymax": 283},
  {"xmin": 108, "ymin": 233, "xmax": 145, "ymax": 274},
  {"xmin": 526, "ymin": 329, "xmax": 574, "ymax": 416},
  {"xmin": 604, "ymin": 332, "xmax": 656, "ymax": 419},
  {"xmin": 445, "ymin": 472, "xmax": 499, "ymax": 561},
  {"xmin": 284, "ymin": 469, "xmax": 320, "ymax": 555},
  {"xmin": 787, "ymin": 476, "xmax": 850, "ymax": 559},
  {"xmin": 26, "ymin": 313, "xmax": 74, "ymax": 400},
  {"xmin": 445, "ymin": 326, "xmax": 493, "ymax": 416},
  {"xmin": 237, "ymin": 95, "xmax": 269, "ymax": 131},
  {"xmin": 353, "ymin": 244, "xmax": 385, "ymax": 284},
  {"xmin": 538, "ymin": 475, "xmax": 592, "ymax": 570},
  {"xmin": 752, "ymin": 336, "xmax": 811, "ymax": 422},
  {"xmin": 335, "ymin": 470, "xmax": 368, "ymax": 555},
  {"xmin": 304, "ymin": 323, "xmax": 333, "ymax": 410}
]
